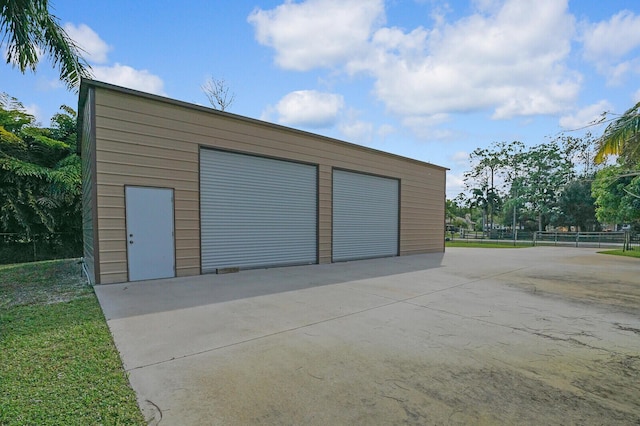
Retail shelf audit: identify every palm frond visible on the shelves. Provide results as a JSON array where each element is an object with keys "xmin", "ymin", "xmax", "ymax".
[
  {"xmin": 595, "ymin": 101, "xmax": 640, "ymax": 164},
  {"xmin": 38, "ymin": 4, "xmax": 92, "ymax": 89},
  {"xmin": 2, "ymin": 0, "xmax": 41, "ymax": 72},
  {"xmin": 1, "ymin": 0, "xmax": 92, "ymax": 90}
]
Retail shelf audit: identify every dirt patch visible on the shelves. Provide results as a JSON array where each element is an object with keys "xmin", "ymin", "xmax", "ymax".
[
  {"xmin": 571, "ymin": 354, "xmax": 640, "ymax": 411},
  {"xmin": 0, "ymin": 259, "xmax": 91, "ymax": 308},
  {"xmin": 179, "ymin": 336, "xmax": 640, "ymax": 425},
  {"xmin": 500, "ymin": 254, "xmax": 640, "ymax": 315}
]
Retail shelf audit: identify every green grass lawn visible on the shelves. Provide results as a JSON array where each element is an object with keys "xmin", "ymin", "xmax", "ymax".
[
  {"xmin": 446, "ymin": 240, "xmax": 531, "ymax": 248},
  {"xmin": 0, "ymin": 259, "xmax": 145, "ymax": 425},
  {"xmin": 598, "ymin": 249, "xmax": 640, "ymax": 258}
]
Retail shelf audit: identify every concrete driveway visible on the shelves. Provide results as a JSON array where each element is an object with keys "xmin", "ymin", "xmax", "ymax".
[{"xmin": 95, "ymin": 247, "xmax": 640, "ymax": 425}]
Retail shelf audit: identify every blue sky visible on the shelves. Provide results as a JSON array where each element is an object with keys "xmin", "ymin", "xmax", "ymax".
[{"xmin": 3, "ymin": 0, "xmax": 640, "ymax": 197}]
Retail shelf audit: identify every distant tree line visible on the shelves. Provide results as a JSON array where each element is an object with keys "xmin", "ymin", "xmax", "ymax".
[{"xmin": 451, "ymin": 102, "xmax": 640, "ymax": 234}]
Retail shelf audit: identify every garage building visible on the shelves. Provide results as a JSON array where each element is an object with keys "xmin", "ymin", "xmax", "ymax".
[{"xmin": 79, "ymin": 80, "xmax": 447, "ymax": 284}]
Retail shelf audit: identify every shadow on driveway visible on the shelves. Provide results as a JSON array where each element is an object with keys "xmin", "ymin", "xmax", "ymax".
[
  {"xmin": 96, "ymin": 252, "xmax": 444, "ymax": 320},
  {"xmin": 94, "ymin": 248, "xmax": 640, "ymax": 425}
]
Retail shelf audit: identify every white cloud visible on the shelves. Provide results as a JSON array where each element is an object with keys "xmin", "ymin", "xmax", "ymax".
[
  {"xmin": 377, "ymin": 124, "xmax": 395, "ymax": 139},
  {"xmin": 248, "ymin": 0, "xmax": 384, "ymax": 71},
  {"xmin": 471, "ymin": 0, "xmax": 503, "ymax": 14},
  {"xmin": 581, "ymin": 11, "xmax": 640, "ymax": 62},
  {"xmin": 339, "ymin": 119, "xmax": 373, "ymax": 143},
  {"xmin": 362, "ymin": 0, "xmax": 579, "ymax": 119},
  {"xmin": 451, "ymin": 151, "xmax": 469, "ymax": 166},
  {"xmin": 259, "ymin": 105, "xmax": 276, "ymax": 123},
  {"xmin": 57, "ymin": 24, "xmax": 166, "ymax": 97},
  {"xmin": 402, "ymin": 114, "xmax": 452, "ymax": 140},
  {"xmin": 446, "ymin": 172, "xmax": 465, "ymax": 198},
  {"xmin": 559, "ymin": 100, "xmax": 612, "ymax": 130},
  {"xmin": 275, "ymin": 90, "xmax": 344, "ymax": 128},
  {"xmin": 92, "ymin": 64, "xmax": 165, "ymax": 96},
  {"xmin": 251, "ymin": 0, "xmax": 580, "ymax": 125},
  {"xmin": 402, "ymin": 114, "xmax": 450, "ymax": 128},
  {"xmin": 64, "ymin": 23, "xmax": 112, "ymax": 64},
  {"xmin": 337, "ymin": 108, "xmax": 374, "ymax": 142},
  {"xmin": 62, "ymin": 24, "xmax": 165, "ymax": 97},
  {"xmin": 24, "ymin": 103, "xmax": 44, "ymax": 125},
  {"xmin": 580, "ymin": 10, "xmax": 640, "ymax": 84}
]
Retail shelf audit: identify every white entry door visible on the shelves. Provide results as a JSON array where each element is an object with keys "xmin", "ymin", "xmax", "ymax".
[{"xmin": 125, "ymin": 186, "xmax": 175, "ymax": 281}]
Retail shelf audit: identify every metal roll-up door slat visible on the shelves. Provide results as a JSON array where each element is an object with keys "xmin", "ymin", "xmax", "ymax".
[
  {"xmin": 200, "ymin": 149, "xmax": 317, "ymax": 272},
  {"xmin": 333, "ymin": 170, "xmax": 399, "ymax": 261}
]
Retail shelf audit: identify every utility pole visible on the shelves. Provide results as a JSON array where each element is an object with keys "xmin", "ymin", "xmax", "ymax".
[{"xmin": 513, "ymin": 203, "xmax": 517, "ymax": 245}]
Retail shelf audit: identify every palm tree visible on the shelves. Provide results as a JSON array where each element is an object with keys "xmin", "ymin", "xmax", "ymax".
[
  {"xmin": 1, "ymin": 0, "xmax": 91, "ymax": 89},
  {"xmin": 595, "ymin": 101, "xmax": 640, "ymax": 165}
]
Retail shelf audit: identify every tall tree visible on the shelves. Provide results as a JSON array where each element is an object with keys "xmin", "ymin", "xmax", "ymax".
[
  {"xmin": 464, "ymin": 141, "xmax": 524, "ymax": 232},
  {"xmin": 547, "ymin": 133, "xmax": 601, "ymax": 231},
  {"xmin": 552, "ymin": 178, "xmax": 598, "ymax": 231},
  {"xmin": 517, "ymin": 142, "xmax": 574, "ymax": 231},
  {"xmin": 1, "ymin": 0, "xmax": 90, "ymax": 89},
  {"xmin": 466, "ymin": 183, "xmax": 501, "ymax": 233},
  {"xmin": 556, "ymin": 132, "xmax": 598, "ymax": 176},
  {"xmin": 595, "ymin": 101, "xmax": 640, "ymax": 166}
]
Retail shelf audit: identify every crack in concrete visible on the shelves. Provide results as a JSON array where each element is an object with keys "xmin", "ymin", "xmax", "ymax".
[{"xmin": 615, "ymin": 323, "xmax": 640, "ymax": 336}]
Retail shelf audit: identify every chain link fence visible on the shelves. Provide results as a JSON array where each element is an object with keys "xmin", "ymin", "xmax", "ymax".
[{"xmin": 0, "ymin": 233, "xmax": 82, "ymax": 265}]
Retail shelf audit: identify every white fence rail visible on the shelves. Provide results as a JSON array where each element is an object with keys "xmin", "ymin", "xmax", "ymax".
[{"xmin": 533, "ymin": 231, "xmax": 632, "ymax": 249}]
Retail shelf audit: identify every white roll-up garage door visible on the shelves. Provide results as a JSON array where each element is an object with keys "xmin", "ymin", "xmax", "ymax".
[
  {"xmin": 200, "ymin": 149, "xmax": 317, "ymax": 272},
  {"xmin": 332, "ymin": 170, "xmax": 399, "ymax": 261}
]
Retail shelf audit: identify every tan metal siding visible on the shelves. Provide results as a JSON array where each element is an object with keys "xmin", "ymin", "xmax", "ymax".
[
  {"xmin": 91, "ymin": 84, "xmax": 445, "ymax": 283},
  {"xmin": 400, "ymin": 174, "xmax": 446, "ymax": 254},
  {"xmin": 94, "ymin": 90, "xmax": 200, "ymax": 283},
  {"xmin": 80, "ymin": 88, "xmax": 97, "ymax": 284},
  {"xmin": 318, "ymin": 165, "xmax": 332, "ymax": 263}
]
